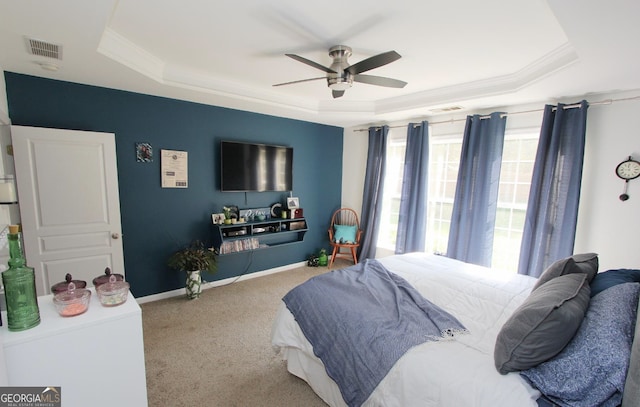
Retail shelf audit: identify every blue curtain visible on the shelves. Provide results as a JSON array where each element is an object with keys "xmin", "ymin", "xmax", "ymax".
[
  {"xmin": 395, "ymin": 121, "xmax": 429, "ymax": 254},
  {"xmin": 518, "ymin": 101, "xmax": 589, "ymax": 277},
  {"xmin": 358, "ymin": 126, "xmax": 388, "ymax": 260},
  {"xmin": 447, "ymin": 112, "xmax": 507, "ymax": 267}
]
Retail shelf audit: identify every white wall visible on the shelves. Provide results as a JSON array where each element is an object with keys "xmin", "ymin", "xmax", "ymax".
[
  {"xmin": 342, "ymin": 90, "xmax": 640, "ymax": 270},
  {"xmin": 341, "ymin": 127, "xmax": 367, "ymax": 214},
  {"xmin": 574, "ymin": 91, "xmax": 640, "ymax": 270},
  {"xmin": 0, "ymin": 69, "xmax": 8, "ymax": 123},
  {"xmin": 0, "ymin": 67, "xmax": 9, "ymax": 385},
  {"xmin": 0, "ymin": 69, "xmax": 16, "ymax": 272}
]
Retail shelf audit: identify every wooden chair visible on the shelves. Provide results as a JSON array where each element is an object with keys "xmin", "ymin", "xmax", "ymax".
[{"xmin": 328, "ymin": 208, "xmax": 363, "ymax": 268}]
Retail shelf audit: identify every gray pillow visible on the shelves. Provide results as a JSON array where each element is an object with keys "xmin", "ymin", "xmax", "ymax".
[
  {"xmin": 571, "ymin": 253, "xmax": 599, "ymax": 282},
  {"xmin": 495, "ymin": 273, "xmax": 591, "ymax": 374},
  {"xmin": 532, "ymin": 253, "xmax": 598, "ymax": 291}
]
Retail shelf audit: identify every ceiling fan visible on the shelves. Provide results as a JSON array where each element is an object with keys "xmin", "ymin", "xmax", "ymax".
[{"xmin": 273, "ymin": 45, "xmax": 407, "ymax": 98}]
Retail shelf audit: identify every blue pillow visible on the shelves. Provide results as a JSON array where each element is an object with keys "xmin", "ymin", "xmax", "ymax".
[
  {"xmin": 521, "ymin": 282, "xmax": 640, "ymax": 407},
  {"xmin": 334, "ymin": 224, "xmax": 357, "ymax": 244},
  {"xmin": 590, "ymin": 269, "xmax": 640, "ymax": 297}
]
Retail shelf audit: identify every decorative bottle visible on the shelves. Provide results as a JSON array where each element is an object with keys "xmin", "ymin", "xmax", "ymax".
[
  {"xmin": 318, "ymin": 249, "xmax": 328, "ymax": 267},
  {"xmin": 2, "ymin": 225, "xmax": 40, "ymax": 331}
]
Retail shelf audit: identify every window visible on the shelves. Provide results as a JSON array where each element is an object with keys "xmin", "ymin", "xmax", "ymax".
[
  {"xmin": 377, "ymin": 126, "xmax": 539, "ymax": 273},
  {"xmin": 426, "ymin": 135, "xmax": 461, "ymax": 255},
  {"xmin": 376, "ymin": 128, "xmax": 405, "ymax": 250},
  {"xmin": 491, "ymin": 132, "xmax": 538, "ymax": 271}
]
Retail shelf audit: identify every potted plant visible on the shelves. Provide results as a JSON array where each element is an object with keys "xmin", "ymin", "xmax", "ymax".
[
  {"xmin": 222, "ymin": 206, "xmax": 238, "ymax": 225},
  {"xmin": 167, "ymin": 240, "xmax": 217, "ymax": 299}
]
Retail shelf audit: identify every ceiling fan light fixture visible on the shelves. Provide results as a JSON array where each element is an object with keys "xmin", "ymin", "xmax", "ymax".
[
  {"xmin": 328, "ymin": 81, "xmax": 352, "ymax": 91},
  {"xmin": 328, "ymin": 74, "xmax": 353, "ymax": 91}
]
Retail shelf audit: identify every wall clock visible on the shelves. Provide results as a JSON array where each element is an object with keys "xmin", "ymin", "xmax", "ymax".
[{"xmin": 615, "ymin": 156, "xmax": 640, "ymax": 201}]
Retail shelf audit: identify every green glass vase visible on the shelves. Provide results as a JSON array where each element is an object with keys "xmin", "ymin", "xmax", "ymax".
[
  {"xmin": 318, "ymin": 250, "xmax": 328, "ymax": 267},
  {"xmin": 2, "ymin": 225, "xmax": 41, "ymax": 331}
]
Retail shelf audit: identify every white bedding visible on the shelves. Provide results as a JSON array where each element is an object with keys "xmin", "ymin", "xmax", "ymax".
[{"xmin": 271, "ymin": 253, "xmax": 542, "ymax": 406}]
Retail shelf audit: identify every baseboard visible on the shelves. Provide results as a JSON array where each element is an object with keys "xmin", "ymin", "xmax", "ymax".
[{"xmin": 136, "ymin": 260, "xmax": 307, "ymax": 304}]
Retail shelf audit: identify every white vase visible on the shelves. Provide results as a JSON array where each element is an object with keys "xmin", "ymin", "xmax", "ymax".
[{"xmin": 185, "ymin": 270, "xmax": 202, "ymax": 299}]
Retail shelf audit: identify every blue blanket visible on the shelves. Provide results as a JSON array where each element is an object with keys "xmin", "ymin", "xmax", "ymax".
[{"xmin": 283, "ymin": 259, "xmax": 467, "ymax": 407}]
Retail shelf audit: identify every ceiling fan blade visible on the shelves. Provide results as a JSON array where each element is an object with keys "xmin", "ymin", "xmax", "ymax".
[
  {"xmin": 273, "ymin": 77, "xmax": 326, "ymax": 87},
  {"xmin": 332, "ymin": 90, "xmax": 345, "ymax": 98},
  {"xmin": 346, "ymin": 50, "xmax": 401, "ymax": 75},
  {"xmin": 353, "ymin": 74, "xmax": 407, "ymax": 88},
  {"xmin": 286, "ymin": 54, "xmax": 336, "ymax": 73}
]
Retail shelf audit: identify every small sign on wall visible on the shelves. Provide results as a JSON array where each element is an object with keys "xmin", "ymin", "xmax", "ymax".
[{"xmin": 161, "ymin": 149, "xmax": 188, "ymax": 188}]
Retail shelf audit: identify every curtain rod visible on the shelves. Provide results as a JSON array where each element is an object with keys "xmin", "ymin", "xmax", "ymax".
[{"xmin": 357, "ymin": 95, "xmax": 640, "ymax": 131}]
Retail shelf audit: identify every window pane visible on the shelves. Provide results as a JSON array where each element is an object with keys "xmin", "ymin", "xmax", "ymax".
[
  {"xmin": 444, "ymin": 181, "xmax": 458, "ymax": 199},
  {"xmin": 377, "ymin": 129, "xmax": 406, "ymax": 250},
  {"xmin": 500, "ymin": 162, "xmax": 518, "ymax": 183},
  {"xmin": 448, "ymin": 143, "xmax": 462, "ymax": 160},
  {"xmin": 498, "ymin": 183, "xmax": 515, "ymax": 204},
  {"xmin": 511, "ymin": 208, "xmax": 526, "ymax": 230},
  {"xmin": 520, "ymin": 138, "xmax": 539, "ymax": 153},
  {"xmin": 517, "ymin": 162, "xmax": 534, "ymax": 183},
  {"xmin": 495, "ymin": 208, "xmax": 512, "ymax": 229},
  {"xmin": 445, "ymin": 163, "xmax": 459, "ymax": 182},
  {"xmin": 491, "ymin": 133, "xmax": 538, "ymax": 271},
  {"xmin": 426, "ymin": 138, "xmax": 461, "ymax": 255},
  {"xmin": 441, "ymin": 202, "xmax": 453, "ymax": 220},
  {"xmin": 514, "ymin": 183, "xmax": 531, "ymax": 204},
  {"xmin": 502, "ymin": 139, "xmax": 519, "ymax": 157}
]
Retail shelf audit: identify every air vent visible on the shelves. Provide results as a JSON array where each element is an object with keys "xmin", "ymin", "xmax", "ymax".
[
  {"xmin": 430, "ymin": 106, "xmax": 464, "ymax": 113},
  {"xmin": 25, "ymin": 37, "xmax": 62, "ymax": 60}
]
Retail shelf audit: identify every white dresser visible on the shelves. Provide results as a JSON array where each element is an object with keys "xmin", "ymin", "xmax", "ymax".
[{"xmin": 0, "ymin": 289, "xmax": 148, "ymax": 406}]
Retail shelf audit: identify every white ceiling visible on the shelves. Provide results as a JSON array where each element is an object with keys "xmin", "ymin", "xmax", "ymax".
[{"xmin": 1, "ymin": 0, "xmax": 639, "ymax": 128}]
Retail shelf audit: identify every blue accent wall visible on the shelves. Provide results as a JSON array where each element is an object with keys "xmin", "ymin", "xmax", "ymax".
[{"xmin": 4, "ymin": 72, "xmax": 343, "ymax": 297}]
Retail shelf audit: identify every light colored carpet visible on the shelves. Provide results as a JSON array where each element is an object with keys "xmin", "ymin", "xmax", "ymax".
[{"xmin": 141, "ymin": 259, "xmax": 352, "ymax": 407}]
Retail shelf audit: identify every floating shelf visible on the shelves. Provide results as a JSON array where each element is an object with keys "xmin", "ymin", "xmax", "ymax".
[{"xmin": 212, "ymin": 217, "xmax": 307, "ymax": 255}]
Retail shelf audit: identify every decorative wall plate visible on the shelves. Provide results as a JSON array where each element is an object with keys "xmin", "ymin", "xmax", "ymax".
[{"xmin": 270, "ymin": 202, "xmax": 282, "ymax": 218}]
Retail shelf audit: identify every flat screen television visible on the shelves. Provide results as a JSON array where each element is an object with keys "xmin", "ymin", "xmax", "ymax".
[{"xmin": 220, "ymin": 141, "xmax": 293, "ymax": 192}]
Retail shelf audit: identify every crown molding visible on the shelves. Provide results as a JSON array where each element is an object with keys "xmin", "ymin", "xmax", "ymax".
[
  {"xmin": 161, "ymin": 65, "xmax": 321, "ymax": 114},
  {"xmin": 97, "ymin": 27, "xmax": 578, "ymax": 120},
  {"xmin": 97, "ymin": 28, "xmax": 165, "ymax": 82},
  {"xmin": 375, "ymin": 43, "xmax": 579, "ymax": 115}
]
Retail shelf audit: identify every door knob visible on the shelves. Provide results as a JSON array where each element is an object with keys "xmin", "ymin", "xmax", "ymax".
[{"xmin": 111, "ymin": 233, "xmax": 120, "ymax": 239}]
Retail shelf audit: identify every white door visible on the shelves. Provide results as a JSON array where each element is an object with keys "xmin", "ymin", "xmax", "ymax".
[{"xmin": 11, "ymin": 126, "xmax": 124, "ymax": 295}]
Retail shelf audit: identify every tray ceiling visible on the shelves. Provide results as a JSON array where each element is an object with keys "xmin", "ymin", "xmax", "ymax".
[{"xmin": 1, "ymin": 0, "xmax": 639, "ymax": 127}]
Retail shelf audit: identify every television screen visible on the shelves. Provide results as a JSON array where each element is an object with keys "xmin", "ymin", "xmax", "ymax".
[{"xmin": 220, "ymin": 141, "xmax": 293, "ymax": 192}]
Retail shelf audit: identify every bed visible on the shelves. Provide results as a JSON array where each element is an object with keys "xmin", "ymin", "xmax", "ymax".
[{"xmin": 271, "ymin": 252, "xmax": 640, "ymax": 407}]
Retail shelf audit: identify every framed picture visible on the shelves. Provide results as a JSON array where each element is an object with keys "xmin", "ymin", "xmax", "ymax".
[
  {"xmin": 287, "ymin": 197, "xmax": 299, "ymax": 209},
  {"xmin": 211, "ymin": 213, "xmax": 225, "ymax": 225},
  {"xmin": 136, "ymin": 142, "xmax": 153, "ymax": 162},
  {"xmin": 161, "ymin": 149, "xmax": 188, "ymax": 188}
]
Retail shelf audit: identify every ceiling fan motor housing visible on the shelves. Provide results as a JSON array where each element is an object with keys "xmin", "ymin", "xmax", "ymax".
[{"xmin": 328, "ymin": 45, "xmax": 353, "ymax": 90}]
